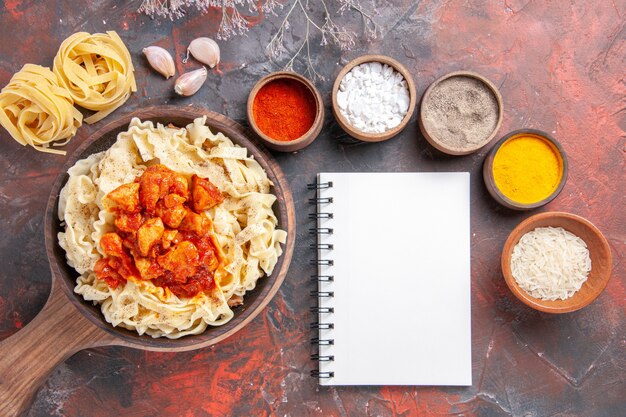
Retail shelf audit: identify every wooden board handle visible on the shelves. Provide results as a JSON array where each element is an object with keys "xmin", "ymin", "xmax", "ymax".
[{"xmin": 0, "ymin": 280, "xmax": 118, "ymax": 417}]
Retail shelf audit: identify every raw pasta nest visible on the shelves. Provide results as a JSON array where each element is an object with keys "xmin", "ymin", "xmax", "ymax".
[
  {"xmin": 53, "ymin": 31, "xmax": 136, "ymax": 124},
  {"xmin": 0, "ymin": 64, "xmax": 83, "ymax": 154},
  {"xmin": 58, "ymin": 117, "xmax": 287, "ymax": 338}
]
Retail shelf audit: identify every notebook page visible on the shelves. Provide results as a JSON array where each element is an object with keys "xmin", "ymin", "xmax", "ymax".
[{"xmin": 318, "ymin": 172, "xmax": 471, "ymax": 386}]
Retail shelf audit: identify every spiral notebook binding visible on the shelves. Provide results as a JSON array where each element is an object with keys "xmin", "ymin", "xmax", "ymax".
[
  {"xmin": 308, "ymin": 227, "xmax": 333, "ymax": 235},
  {"xmin": 311, "ymin": 354, "xmax": 335, "ymax": 361},
  {"xmin": 310, "ymin": 322, "xmax": 335, "ymax": 329},
  {"xmin": 307, "ymin": 181, "xmax": 333, "ymax": 189},
  {"xmin": 309, "ymin": 306, "xmax": 334, "ymax": 313},
  {"xmin": 310, "ymin": 370, "xmax": 335, "ymax": 378},
  {"xmin": 310, "ymin": 243, "xmax": 334, "ymax": 250},
  {"xmin": 308, "ymin": 212, "xmax": 334, "ymax": 219},
  {"xmin": 310, "ymin": 274, "xmax": 334, "ymax": 282},
  {"xmin": 310, "ymin": 290, "xmax": 334, "ymax": 297},
  {"xmin": 309, "ymin": 259, "xmax": 334, "ymax": 266},
  {"xmin": 309, "ymin": 178, "xmax": 335, "ymax": 381},
  {"xmin": 311, "ymin": 338, "xmax": 334, "ymax": 345},
  {"xmin": 308, "ymin": 197, "xmax": 333, "ymax": 204}
]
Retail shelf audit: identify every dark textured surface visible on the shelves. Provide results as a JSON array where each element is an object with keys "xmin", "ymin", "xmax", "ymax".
[{"xmin": 0, "ymin": 1, "xmax": 624, "ymax": 416}]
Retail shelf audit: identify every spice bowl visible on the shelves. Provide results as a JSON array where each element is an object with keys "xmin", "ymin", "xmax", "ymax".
[
  {"xmin": 419, "ymin": 71, "xmax": 503, "ymax": 155},
  {"xmin": 331, "ymin": 54, "xmax": 417, "ymax": 142},
  {"xmin": 483, "ymin": 129, "xmax": 568, "ymax": 210},
  {"xmin": 247, "ymin": 71, "xmax": 324, "ymax": 152},
  {"xmin": 502, "ymin": 212, "xmax": 613, "ymax": 313}
]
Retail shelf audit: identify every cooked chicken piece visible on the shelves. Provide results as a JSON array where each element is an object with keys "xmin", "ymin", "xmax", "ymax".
[
  {"xmin": 227, "ymin": 294, "xmax": 244, "ymax": 307},
  {"xmin": 161, "ymin": 228, "xmax": 179, "ymax": 250},
  {"xmin": 170, "ymin": 231, "xmax": 184, "ymax": 246},
  {"xmin": 170, "ymin": 173, "xmax": 189, "ymax": 199},
  {"xmin": 191, "ymin": 175, "xmax": 224, "ymax": 212},
  {"xmin": 122, "ymin": 236, "xmax": 135, "ymax": 251},
  {"xmin": 163, "ymin": 193, "xmax": 186, "ymax": 208},
  {"xmin": 139, "ymin": 165, "xmax": 190, "ymax": 212},
  {"xmin": 139, "ymin": 165, "xmax": 175, "ymax": 213},
  {"xmin": 100, "ymin": 232, "xmax": 124, "ymax": 257},
  {"xmin": 156, "ymin": 200, "xmax": 187, "ymax": 228},
  {"xmin": 178, "ymin": 211, "xmax": 210, "ymax": 235},
  {"xmin": 199, "ymin": 244, "xmax": 219, "ymax": 271},
  {"xmin": 114, "ymin": 212, "xmax": 143, "ymax": 233},
  {"xmin": 106, "ymin": 183, "xmax": 140, "ymax": 213},
  {"xmin": 157, "ymin": 241, "xmax": 199, "ymax": 281},
  {"xmin": 135, "ymin": 257, "xmax": 164, "ymax": 280},
  {"xmin": 137, "ymin": 217, "xmax": 165, "ymax": 257},
  {"xmin": 94, "ymin": 258, "xmax": 125, "ymax": 289}
]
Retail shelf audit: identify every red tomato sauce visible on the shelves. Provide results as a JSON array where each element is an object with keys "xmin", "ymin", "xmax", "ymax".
[{"xmin": 94, "ymin": 164, "xmax": 225, "ymax": 298}]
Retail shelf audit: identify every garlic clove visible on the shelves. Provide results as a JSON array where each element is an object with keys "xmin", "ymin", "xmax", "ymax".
[
  {"xmin": 143, "ymin": 46, "xmax": 176, "ymax": 79},
  {"xmin": 174, "ymin": 67, "xmax": 207, "ymax": 96},
  {"xmin": 185, "ymin": 37, "xmax": 220, "ymax": 68}
]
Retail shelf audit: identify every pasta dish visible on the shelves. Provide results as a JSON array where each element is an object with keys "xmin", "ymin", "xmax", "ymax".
[{"xmin": 58, "ymin": 117, "xmax": 286, "ymax": 338}]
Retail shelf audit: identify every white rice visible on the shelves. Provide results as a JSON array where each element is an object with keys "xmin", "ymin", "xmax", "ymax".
[{"xmin": 511, "ymin": 226, "xmax": 591, "ymax": 301}]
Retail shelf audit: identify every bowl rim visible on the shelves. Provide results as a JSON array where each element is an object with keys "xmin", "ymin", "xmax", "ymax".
[
  {"xmin": 501, "ymin": 211, "xmax": 613, "ymax": 313},
  {"xmin": 43, "ymin": 106, "xmax": 296, "ymax": 350},
  {"xmin": 483, "ymin": 128, "xmax": 569, "ymax": 210},
  {"xmin": 331, "ymin": 54, "xmax": 417, "ymax": 142},
  {"xmin": 419, "ymin": 70, "xmax": 504, "ymax": 155},
  {"xmin": 246, "ymin": 71, "xmax": 324, "ymax": 152}
]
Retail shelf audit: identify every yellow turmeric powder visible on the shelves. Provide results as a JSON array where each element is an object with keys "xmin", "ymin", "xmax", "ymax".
[{"xmin": 492, "ymin": 134, "xmax": 563, "ymax": 204}]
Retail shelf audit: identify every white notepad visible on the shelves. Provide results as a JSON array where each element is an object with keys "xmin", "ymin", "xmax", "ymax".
[{"xmin": 314, "ymin": 172, "xmax": 471, "ymax": 386}]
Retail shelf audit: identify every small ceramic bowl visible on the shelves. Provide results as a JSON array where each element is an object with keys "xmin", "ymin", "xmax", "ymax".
[
  {"xmin": 331, "ymin": 54, "xmax": 417, "ymax": 142},
  {"xmin": 483, "ymin": 129, "xmax": 568, "ymax": 210},
  {"xmin": 502, "ymin": 212, "xmax": 613, "ymax": 314},
  {"xmin": 247, "ymin": 71, "xmax": 324, "ymax": 152},
  {"xmin": 419, "ymin": 71, "xmax": 503, "ymax": 155}
]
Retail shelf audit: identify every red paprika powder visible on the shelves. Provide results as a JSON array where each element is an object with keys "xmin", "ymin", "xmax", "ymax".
[{"xmin": 252, "ymin": 78, "xmax": 317, "ymax": 141}]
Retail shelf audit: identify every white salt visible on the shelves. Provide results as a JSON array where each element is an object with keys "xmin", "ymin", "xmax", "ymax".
[{"xmin": 337, "ymin": 62, "xmax": 410, "ymax": 134}]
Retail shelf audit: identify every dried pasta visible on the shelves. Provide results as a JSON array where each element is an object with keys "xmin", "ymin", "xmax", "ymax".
[
  {"xmin": 58, "ymin": 117, "xmax": 287, "ymax": 338},
  {"xmin": 0, "ymin": 64, "xmax": 82, "ymax": 154},
  {"xmin": 54, "ymin": 31, "xmax": 136, "ymax": 124}
]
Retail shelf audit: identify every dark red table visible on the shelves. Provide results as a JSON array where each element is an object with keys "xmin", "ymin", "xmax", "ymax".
[{"xmin": 1, "ymin": 1, "xmax": 624, "ymax": 416}]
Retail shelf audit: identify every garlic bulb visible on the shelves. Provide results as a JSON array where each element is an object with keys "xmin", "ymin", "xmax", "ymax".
[
  {"xmin": 184, "ymin": 37, "xmax": 220, "ymax": 68},
  {"xmin": 143, "ymin": 46, "xmax": 175, "ymax": 79},
  {"xmin": 174, "ymin": 67, "xmax": 207, "ymax": 96}
]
